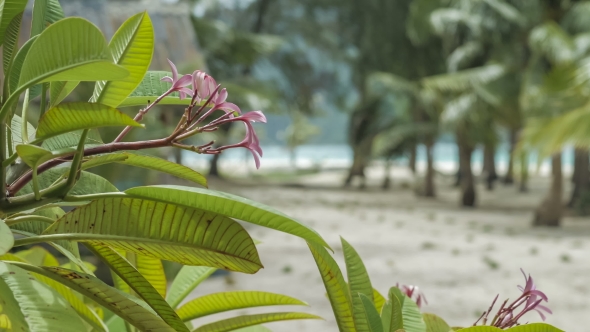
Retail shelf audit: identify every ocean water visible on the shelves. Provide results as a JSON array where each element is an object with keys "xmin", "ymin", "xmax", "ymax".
[{"xmin": 181, "ymin": 142, "xmax": 576, "ymax": 175}]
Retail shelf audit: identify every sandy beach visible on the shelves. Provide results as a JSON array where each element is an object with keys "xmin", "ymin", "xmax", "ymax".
[{"xmin": 179, "ymin": 167, "xmax": 590, "ymax": 332}]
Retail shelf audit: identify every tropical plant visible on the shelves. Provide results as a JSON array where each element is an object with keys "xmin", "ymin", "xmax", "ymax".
[
  {"xmin": 308, "ymin": 237, "xmax": 563, "ymax": 332},
  {"xmin": 0, "ymin": 3, "xmax": 326, "ymax": 331}
]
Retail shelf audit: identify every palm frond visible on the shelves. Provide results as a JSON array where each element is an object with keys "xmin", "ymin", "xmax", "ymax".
[
  {"xmin": 482, "ymin": 0, "xmax": 525, "ymax": 25},
  {"xmin": 529, "ymin": 22, "xmax": 576, "ymax": 65},
  {"xmin": 441, "ymin": 93, "xmax": 478, "ymax": 125},
  {"xmin": 447, "ymin": 41, "xmax": 483, "ymax": 72},
  {"xmin": 422, "ymin": 64, "xmax": 506, "ymax": 92},
  {"xmin": 367, "ymin": 72, "xmax": 420, "ymax": 97},
  {"xmin": 561, "ymin": 2, "xmax": 590, "ymax": 34},
  {"xmin": 429, "ymin": 8, "xmax": 481, "ymax": 36}
]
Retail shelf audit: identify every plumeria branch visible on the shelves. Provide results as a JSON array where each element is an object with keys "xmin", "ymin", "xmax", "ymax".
[{"xmin": 7, "ymin": 59, "xmax": 267, "ymax": 198}]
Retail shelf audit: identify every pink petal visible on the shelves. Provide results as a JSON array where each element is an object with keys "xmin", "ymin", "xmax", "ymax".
[
  {"xmin": 167, "ymin": 59, "xmax": 178, "ymax": 81},
  {"xmin": 216, "ymin": 88, "xmax": 228, "ymax": 104},
  {"xmin": 217, "ymin": 102, "xmax": 242, "ymax": 115},
  {"xmin": 534, "ymin": 309, "xmax": 547, "ymax": 321},
  {"xmin": 241, "ymin": 111, "xmax": 267, "ymax": 123},
  {"xmin": 179, "ymin": 88, "xmax": 194, "ymax": 96},
  {"xmin": 176, "ymin": 74, "xmax": 193, "ymax": 88},
  {"xmin": 536, "ymin": 304, "xmax": 552, "ymax": 314},
  {"xmin": 247, "ymin": 147, "xmax": 261, "ymax": 169},
  {"xmin": 161, "ymin": 76, "xmax": 173, "ymax": 83}
]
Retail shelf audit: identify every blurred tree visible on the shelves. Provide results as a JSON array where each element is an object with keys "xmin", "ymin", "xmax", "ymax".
[{"xmin": 278, "ymin": 113, "xmax": 320, "ymax": 169}]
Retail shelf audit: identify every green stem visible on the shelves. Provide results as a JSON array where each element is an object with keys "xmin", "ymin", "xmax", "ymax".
[
  {"xmin": 5, "ymin": 215, "xmax": 55, "ymax": 226},
  {"xmin": 39, "ymin": 83, "xmax": 48, "ymax": 117},
  {"xmin": 64, "ymin": 129, "xmax": 88, "ymax": 192},
  {"xmin": 21, "ymin": 89, "xmax": 30, "ymax": 144},
  {"xmin": 0, "ymin": 122, "xmax": 7, "ymax": 201}
]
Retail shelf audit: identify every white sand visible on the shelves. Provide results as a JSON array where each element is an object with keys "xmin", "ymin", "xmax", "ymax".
[{"xmin": 181, "ymin": 168, "xmax": 589, "ymax": 332}]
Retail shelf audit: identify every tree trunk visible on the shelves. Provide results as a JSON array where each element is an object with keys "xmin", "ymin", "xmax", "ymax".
[
  {"xmin": 569, "ymin": 149, "xmax": 590, "ymax": 207},
  {"xmin": 424, "ymin": 138, "xmax": 436, "ymax": 197},
  {"xmin": 344, "ymin": 139, "xmax": 371, "ymax": 188},
  {"xmin": 457, "ymin": 130, "xmax": 475, "ymax": 207},
  {"xmin": 381, "ymin": 158, "xmax": 392, "ymax": 190},
  {"xmin": 482, "ymin": 142, "xmax": 497, "ymax": 191},
  {"xmin": 519, "ymin": 151, "xmax": 529, "ymax": 192},
  {"xmin": 533, "ymin": 153, "xmax": 563, "ymax": 227},
  {"xmin": 408, "ymin": 143, "xmax": 416, "ymax": 174},
  {"xmin": 503, "ymin": 129, "xmax": 517, "ymax": 184}
]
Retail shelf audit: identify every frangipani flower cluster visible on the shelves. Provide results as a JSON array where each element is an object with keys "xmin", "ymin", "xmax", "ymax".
[
  {"xmin": 475, "ymin": 269, "xmax": 552, "ymax": 328},
  {"xmin": 161, "ymin": 59, "xmax": 266, "ymax": 168}
]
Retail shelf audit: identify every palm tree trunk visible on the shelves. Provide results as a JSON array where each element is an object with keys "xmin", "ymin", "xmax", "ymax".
[
  {"xmin": 344, "ymin": 140, "xmax": 371, "ymax": 188},
  {"xmin": 569, "ymin": 149, "xmax": 590, "ymax": 207},
  {"xmin": 503, "ymin": 128, "xmax": 517, "ymax": 184},
  {"xmin": 382, "ymin": 157, "xmax": 392, "ymax": 190},
  {"xmin": 533, "ymin": 153, "xmax": 563, "ymax": 227},
  {"xmin": 408, "ymin": 143, "xmax": 416, "ymax": 174},
  {"xmin": 483, "ymin": 142, "xmax": 497, "ymax": 191},
  {"xmin": 519, "ymin": 151, "xmax": 529, "ymax": 192},
  {"xmin": 424, "ymin": 138, "xmax": 435, "ymax": 197},
  {"xmin": 457, "ymin": 129, "xmax": 475, "ymax": 207}
]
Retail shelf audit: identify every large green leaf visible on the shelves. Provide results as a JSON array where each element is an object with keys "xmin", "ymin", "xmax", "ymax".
[
  {"xmin": 2, "ymin": 12, "xmax": 23, "ymax": 71},
  {"xmin": 18, "ymin": 17, "xmax": 128, "ymax": 88},
  {"xmin": 30, "ymin": 0, "xmax": 64, "ymax": 37},
  {"xmin": 91, "ymin": 11, "xmax": 154, "ymax": 107},
  {"xmin": 119, "ymin": 71, "xmax": 197, "ymax": 107},
  {"xmin": 82, "ymin": 152, "xmax": 207, "ymax": 187},
  {"xmin": 192, "ymin": 312, "xmax": 322, "ymax": 332},
  {"xmin": 176, "ymin": 291, "xmax": 307, "ymax": 322},
  {"xmin": 374, "ymin": 289, "xmax": 386, "ymax": 313},
  {"xmin": 0, "ymin": 0, "xmax": 27, "ymax": 47},
  {"xmin": 0, "ymin": 264, "xmax": 28, "ymax": 331},
  {"xmin": 8, "ymin": 262, "xmax": 176, "ymax": 332},
  {"xmin": 381, "ymin": 288, "xmax": 402, "ymax": 332},
  {"xmin": 1, "ymin": 251, "xmax": 106, "ymax": 331},
  {"xmin": 35, "ymin": 102, "xmax": 142, "ymax": 140},
  {"xmin": 125, "ymin": 186, "xmax": 329, "ymax": 248},
  {"xmin": 0, "ymin": 261, "xmax": 87, "ymax": 331},
  {"xmin": 42, "ymin": 129, "xmax": 103, "ymax": 151},
  {"xmin": 166, "ymin": 265, "xmax": 217, "ymax": 309},
  {"xmin": 10, "ymin": 114, "xmax": 36, "ymax": 150},
  {"xmin": 0, "ymin": 221, "xmax": 13, "ymax": 255},
  {"xmin": 16, "ymin": 144, "xmax": 72, "ymax": 168},
  {"xmin": 49, "ymin": 81, "xmax": 80, "ymax": 107},
  {"xmin": 342, "ymin": 237, "xmax": 373, "ymax": 332},
  {"xmin": 359, "ymin": 294, "xmax": 384, "ymax": 332},
  {"xmin": 307, "ymin": 242, "xmax": 356, "ymax": 332},
  {"xmin": 88, "ymin": 245, "xmax": 189, "ymax": 332},
  {"xmin": 232, "ymin": 326, "xmax": 272, "ymax": 332},
  {"xmin": 422, "ymin": 313, "xmax": 451, "ymax": 332},
  {"xmin": 7, "ymin": 35, "xmax": 37, "ymax": 95},
  {"xmin": 39, "ymin": 197, "xmax": 262, "ymax": 272}
]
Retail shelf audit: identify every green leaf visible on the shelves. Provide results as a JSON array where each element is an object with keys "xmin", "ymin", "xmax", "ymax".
[
  {"xmin": 342, "ymin": 237, "xmax": 373, "ymax": 332},
  {"xmin": 176, "ymin": 291, "xmax": 307, "ymax": 322},
  {"xmin": 17, "ymin": 167, "xmax": 118, "ymax": 196},
  {"xmin": 8, "ymin": 262, "xmax": 176, "ymax": 332},
  {"xmin": 119, "ymin": 71, "xmax": 198, "ymax": 107},
  {"xmin": 422, "ymin": 313, "xmax": 451, "ymax": 332},
  {"xmin": 0, "ymin": 0, "xmax": 28, "ymax": 47},
  {"xmin": 456, "ymin": 324, "xmax": 564, "ymax": 332},
  {"xmin": 374, "ymin": 289, "xmax": 386, "ymax": 313},
  {"xmin": 16, "ymin": 144, "xmax": 71, "ymax": 168},
  {"xmin": 49, "ymin": 81, "xmax": 80, "ymax": 107},
  {"xmin": 40, "ymin": 197, "xmax": 262, "ymax": 273},
  {"xmin": 8, "ymin": 35, "xmax": 37, "ymax": 95},
  {"xmin": 422, "ymin": 64, "xmax": 506, "ymax": 92},
  {"xmin": 0, "ymin": 221, "xmax": 13, "ymax": 255},
  {"xmin": 387, "ymin": 287, "xmax": 426, "ymax": 332},
  {"xmin": 125, "ymin": 185, "xmax": 329, "ymax": 248},
  {"xmin": 30, "ymin": 0, "xmax": 64, "ymax": 37},
  {"xmin": 0, "ymin": 261, "xmax": 87, "ymax": 331},
  {"xmin": 42, "ymin": 129, "xmax": 103, "ymax": 151},
  {"xmin": 91, "ymin": 11, "xmax": 154, "ymax": 107},
  {"xmin": 36, "ymin": 102, "xmax": 142, "ymax": 140},
  {"xmin": 10, "ymin": 114, "xmax": 36, "ymax": 149},
  {"xmin": 381, "ymin": 289, "xmax": 401, "ymax": 332},
  {"xmin": 232, "ymin": 326, "xmax": 273, "ymax": 332},
  {"xmin": 88, "ymin": 245, "xmax": 189, "ymax": 332},
  {"xmin": 82, "ymin": 152, "xmax": 207, "ymax": 187},
  {"xmin": 166, "ymin": 265, "xmax": 217, "ymax": 309},
  {"xmin": 2, "ymin": 250, "xmax": 106, "ymax": 331},
  {"xmin": 135, "ymin": 254, "xmax": 167, "ymax": 298},
  {"xmin": 307, "ymin": 241, "xmax": 356, "ymax": 332},
  {"xmin": 2, "ymin": 12, "xmax": 23, "ymax": 71},
  {"xmin": 359, "ymin": 294, "xmax": 384, "ymax": 332},
  {"xmin": 192, "ymin": 312, "xmax": 322, "ymax": 332},
  {"xmin": 0, "ymin": 263, "xmax": 28, "ymax": 331},
  {"xmin": 16, "ymin": 17, "xmax": 129, "ymax": 94}
]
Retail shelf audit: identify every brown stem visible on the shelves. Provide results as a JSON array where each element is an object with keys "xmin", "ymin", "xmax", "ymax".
[{"xmin": 8, "ymin": 138, "xmax": 171, "ymax": 196}]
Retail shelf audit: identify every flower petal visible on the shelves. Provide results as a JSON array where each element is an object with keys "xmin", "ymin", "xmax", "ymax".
[
  {"xmin": 217, "ymin": 102, "xmax": 242, "ymax": 115},
  {"xmin": 176, "ymin": 74, "xmax": 193, "ymax": 88},
  {"xmin": 167, "ymin": 58, "xmax": 178, "ymax": 81},
  {"xmin": 161, "ymin": 76, "xmax": 173, "ymax": 83},
  {"xmin": 241, "ymin": 111, "xmax": 267, "ymax": 123}
]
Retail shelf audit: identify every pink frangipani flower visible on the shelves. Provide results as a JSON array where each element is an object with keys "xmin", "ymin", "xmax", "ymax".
[
  {"xmin": 397, "ymin": 284, "xmax": 428, "ymax": 308},
  {"xmin": 161, "ymin": 59, "xmax": 193, "ymax": 100},
  {"xmin": 193, "ymin": 70, "xmax": 218, "ymax": 100}
]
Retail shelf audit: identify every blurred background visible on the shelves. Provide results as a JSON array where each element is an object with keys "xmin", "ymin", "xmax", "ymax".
[{"xmin": 37, "ymin": 0, "xmax": 590, "ymax": 330}]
